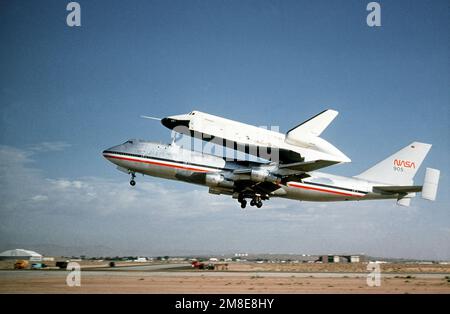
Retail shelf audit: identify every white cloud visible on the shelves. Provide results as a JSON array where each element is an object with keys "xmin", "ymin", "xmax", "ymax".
[
  {"xmin": 0, "ymin": 145, "xmax": 230, "ymax": 218},
  {"xmin": 31, "ymin": 195, "xmax": 48, "ymax": 202},
  {"xmin": 0, "ymin": 145, "xmax": 33, "ymax": 164},
  {"xmin": 28, "ymin": 141, "xmax": 71, "ymax": 153}
]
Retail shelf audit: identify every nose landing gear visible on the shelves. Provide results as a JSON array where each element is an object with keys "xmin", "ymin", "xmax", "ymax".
[{"xmin": 129, "ymin": 172, "xmax": 136, "ymax": 186}]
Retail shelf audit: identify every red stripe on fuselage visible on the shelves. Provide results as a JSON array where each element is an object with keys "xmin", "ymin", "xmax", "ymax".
[
  {"xmin": 288, "ymin": 182, "xmax": 364, "ymax": 197},
  {"xmin": 103, "ymin": 154, "xmax": 211, "ymax": 173}
]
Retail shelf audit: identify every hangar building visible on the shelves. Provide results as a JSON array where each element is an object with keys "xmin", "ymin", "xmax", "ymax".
[{"xmin": 0, "ymin": 249, "xmax": 43, "ymax": 261}]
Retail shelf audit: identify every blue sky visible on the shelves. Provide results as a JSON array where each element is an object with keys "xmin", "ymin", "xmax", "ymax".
[{"xmin": 0, "ymin": 0, "xmax": 449, "ymax": 259}]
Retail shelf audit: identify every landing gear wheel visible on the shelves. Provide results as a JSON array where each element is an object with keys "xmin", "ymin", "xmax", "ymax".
[
  {"xmin": 240, "ymin": 200, "xmax": 247, "ymax": 209},
  {"xmin": 129, "ymin": 172, "xmax": 136, "ymax": 186},
  {"xmin": 250, "ymin": 200, "xmax": 256, "ymax": 207},
  {"xmin": 256, "ymin": 201, "xmax": 262, "ymax": 208}
]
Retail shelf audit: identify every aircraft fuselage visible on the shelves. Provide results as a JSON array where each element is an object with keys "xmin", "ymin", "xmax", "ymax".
[{"xmin": 102, "ymin": 140, "xmax": 398, "ymax": 204}]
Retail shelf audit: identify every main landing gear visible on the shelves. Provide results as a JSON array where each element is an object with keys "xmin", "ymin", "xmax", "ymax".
[
  {"xmin": 238, "ymin": 194, "xmax": 264, "ymax": 209},
  {"xmin": 239, "ymin": 199, "xmax": 247, "ymax": 209},
  {"xmin": 129, "ymin": 172, "xmax": 136, "ymax": 186},
  {"xmin": 251, "ymin": 196, "xmax": 263, "ymax": 208}
]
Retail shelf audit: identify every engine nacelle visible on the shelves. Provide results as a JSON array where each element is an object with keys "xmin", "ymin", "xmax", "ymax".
[
  {"xmin": 205, "ymin": 173, "xmax": 234, "ymax": 189},
  {"xmin": 205, "ymin": 173, "xmax": 223, "ymax": 186},
  {"xmin": 209, "ymin": 187, "xmax": 233, "ymax": 195},
  {"xmin": 250, "ymin": 169, "xmax": 279, "ymax": 183}
]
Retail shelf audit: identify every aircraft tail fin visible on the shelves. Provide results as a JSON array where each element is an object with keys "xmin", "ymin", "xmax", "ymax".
[
  {"xmin": 286, "ymin": 109, "xmax": 338, "ymax": 138},
  {"xmin": 354, "ymin": 142, "xmax": 432, "ymax": 185}
]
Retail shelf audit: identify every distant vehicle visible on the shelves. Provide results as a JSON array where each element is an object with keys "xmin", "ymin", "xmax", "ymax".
[
  {"xmin": 191, "ymin": 261, "xmax": 216, "ymax": 270},
  {"xmin": 14, "ymin": 260, "xmax": 29, "ymax": 269},
  {"xmin": 134, "ymin": 257, "xmax": 147, "ymax": 262},
  {"xmin": 31, "ymin": 263, "xmax": 46, "ymax": 269},
  {"xmin": 104, "ymin": 110, "xmax": 440, "ymax": 208},
  {"xmin": 55, "ymin": 261, "xmax": 69, "ymax": 269},
  {"xmin": 191, "ymin": 261, "xmax": 205, "ymax": 269}
]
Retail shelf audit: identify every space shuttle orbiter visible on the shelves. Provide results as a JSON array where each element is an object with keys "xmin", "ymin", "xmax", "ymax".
[{"xmin": 159, "ymin": 109, "xmax": 350, "ymax": 169}]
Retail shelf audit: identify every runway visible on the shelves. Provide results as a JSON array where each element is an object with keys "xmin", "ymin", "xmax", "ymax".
[
  {"xmin": 1, "ymin": 268, "xmax": 449, "ymax": 294},
  {"xmin": 0, "ymin": 269, "xmax": 448, "ymax": 279}
]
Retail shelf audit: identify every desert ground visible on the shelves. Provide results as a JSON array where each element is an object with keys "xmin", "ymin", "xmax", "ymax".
[{"xmin": 1, "ymin": 262, "xmax": 449, "ymax": 293}]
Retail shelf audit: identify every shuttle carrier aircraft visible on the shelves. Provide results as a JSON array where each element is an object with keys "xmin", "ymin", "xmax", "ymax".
[{"xmin": 103, "ymin": 110, "xmax": 439, "ymax": 208}]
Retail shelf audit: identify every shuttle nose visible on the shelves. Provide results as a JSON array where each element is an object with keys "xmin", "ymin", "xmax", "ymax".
[
  {"xmin": 161, "ymin": 118, "xmax": 178, "ymax": 129},
  {"xmin": 161, "ymin": 114, "xmax": 191, "ymax": 130}
]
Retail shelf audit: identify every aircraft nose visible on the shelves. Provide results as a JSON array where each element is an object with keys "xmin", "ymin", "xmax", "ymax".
[
  {"xmin": 102, "ymin": 149, "xmax": 111, "ymax": 159},
  {"xmin": 161, "ymin": 115, "xmax": 191, "ymax": 130},
  {"xmin": 102, "ymin": 145, "xmax": 120, "ymax": 158},
  {"xmin": 161, "ymin": 118, "xmax": 178, "ymax": 129}
]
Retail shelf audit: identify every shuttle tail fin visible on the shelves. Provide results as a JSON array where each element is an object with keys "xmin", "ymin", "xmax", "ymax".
[
  {"xmin": 354, "ymin": 142, "xmax": 432, "ymax": 185},
  {"xmin": 285, "ymin": 109, "xmax": 351, "ymax": 163},
  {"xmin": 286, "ymin": 109, "xmax": 338, "ymax": 138}
]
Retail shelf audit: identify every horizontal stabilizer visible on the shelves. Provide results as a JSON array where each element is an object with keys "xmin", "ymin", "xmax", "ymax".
[
  {"xmin": 373, "ymin": 185, "xmax": 422, "ymax": 194},
  {"xmin": 422, "ymin": 168, "xmax": 440, "ymax": 201},
  {"xmin": 279, "ymin": 160, "xmax": 339, "ymax": 172},
  {"xmin": 397, "ymin": 198, "xmax": 412, "ymax": 207}
]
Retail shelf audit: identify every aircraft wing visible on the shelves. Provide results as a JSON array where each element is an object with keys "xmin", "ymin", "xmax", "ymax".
[
  {"xmin": 175, "ymin": 170, "xmax": 283, "ymax": 196},
  {"xmin": 203, "ymin": 140, "xmax": 305, "ymax": 163},
  {"xmin": 234, "ymin": 180, "xmax": 283, "ymax": 195},
  {"xmin": 278, "ymin": 160, "xmax": 340, "ymax": 172}
]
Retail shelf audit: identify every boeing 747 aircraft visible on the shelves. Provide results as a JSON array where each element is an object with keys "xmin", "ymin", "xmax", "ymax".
[{"xmin": 103, "ymin": 110, "xmax": 439, "ymax": 208}]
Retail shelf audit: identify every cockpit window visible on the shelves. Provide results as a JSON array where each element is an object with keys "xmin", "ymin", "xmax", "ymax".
[{"xmin": 126, "ymin": 140, "xmax": 134, "ymax": 144}]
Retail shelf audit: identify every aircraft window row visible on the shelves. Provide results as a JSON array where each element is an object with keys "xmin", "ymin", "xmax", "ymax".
[
  {"xmin": 106, "ymin": 151, "xmax": 146, "ymax": 159},
  {"xmin": 105, "ymin": 150, "xmax": 233, "ymax": 171}
]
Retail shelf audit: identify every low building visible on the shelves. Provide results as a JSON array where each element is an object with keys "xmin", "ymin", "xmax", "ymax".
[
  {"xmin": 0, "ymin": 249, "xmax": 43, "ymax": 261},
  {"xmin": 214, "ymin": 263, "xmax": 229, "ymax": 271},
  {"xmin": 318, "ymin": 254, "xmax": 365, "ymax": 263}
]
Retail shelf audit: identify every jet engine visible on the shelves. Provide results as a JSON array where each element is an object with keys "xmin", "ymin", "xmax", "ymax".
[
  {"xmin": 205, "ymin": 173, "xmax": 234, "ymax": 189},
  {"xmin": 250, "ymin": 169, "xmax": 280, "ymax": 183}
]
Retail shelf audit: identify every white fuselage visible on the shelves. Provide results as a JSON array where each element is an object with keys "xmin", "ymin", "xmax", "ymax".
[{"xmin": 103, "ymin": 140, "xmax": 398, "ymax": 203}]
